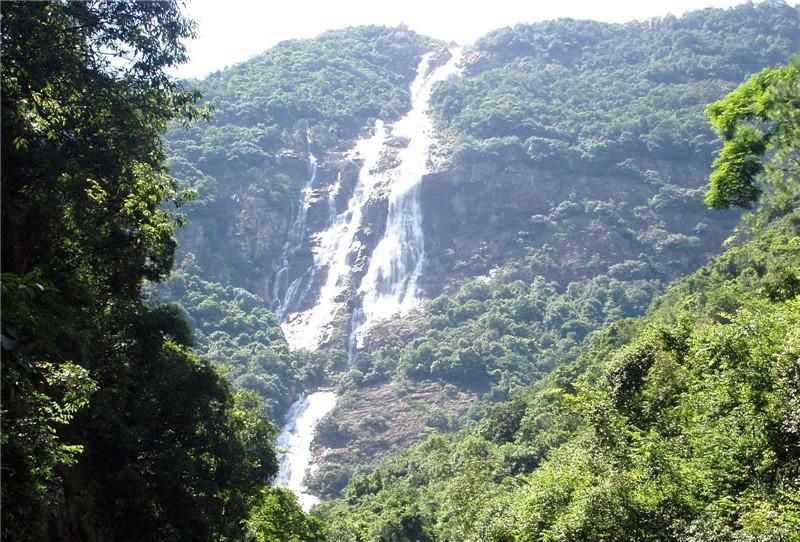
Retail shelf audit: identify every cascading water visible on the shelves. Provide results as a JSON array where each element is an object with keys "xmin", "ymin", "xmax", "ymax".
[
  {"xmin": 271, "ymin": 132, "xmax": 318, "ymax": 321},
  {"xmin": 350, "ymin": 48, "xmax": 463, "ymax": 350},
  {"xmin": 271, "ymin": 124, "xmax": 387, "ymax": 509},
  {"xmin": 273, "ymin": 391, "xmax": 336, "ymax": 511},
  {"xmin": 280, "ymin": 121, "xmax": 387, "ymax": 351},
  {"xmin": 281, "ymin": 49, "xmax": 463, "ymax": 353},
  {"xmin": 273, "ymin": 48, "xmax": 463, "ymax": 509}
]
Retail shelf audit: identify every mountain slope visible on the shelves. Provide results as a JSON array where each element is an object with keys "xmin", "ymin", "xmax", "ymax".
[
  {"xmin": 159, "ymin": 1, "xmax": 800, "ymax": 482},
  {"xmin": 316, "ymin": 58, "xmax": 800, "ymax": 539},
  {"xmin": 318, "ymin": 206, "xmax": 800, "ymax": 540},
  {"xmin": 298, "ymin": 2, "xmax": 800, "ymax": 485}
]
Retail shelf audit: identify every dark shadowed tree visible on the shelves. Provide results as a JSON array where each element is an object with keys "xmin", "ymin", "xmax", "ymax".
[{"xmin": 1, "ymin": 2, "xmax": 282, "ymax": 540}]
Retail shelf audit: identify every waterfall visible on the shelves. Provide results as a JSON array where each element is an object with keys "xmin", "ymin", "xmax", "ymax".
[
  {"xmin": 281, "ymin": 48, "xmax": 463, "ymax": 354},
  {"xmin": 274, "ymin": 391, "xmax": 337, "ymax": 511},
  {"xmin": 281, "ymin": 120, "xmax": 387, "ymax": 350},
  {"xmin": 273, "ymin": 48, "xmax": 463, "ymax": 508},
  {"xmin": 271, "ymin": 131, "xmax": 318, "ymax": 321},
  {"xmin": 350, "ymin": 48, "xmax": 463, "ymax": 351}
]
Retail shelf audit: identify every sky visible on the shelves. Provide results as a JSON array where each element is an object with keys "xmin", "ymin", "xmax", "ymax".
[{"xmin": 174, "ymin": 0, "xmax": 753, "ymax": 79}]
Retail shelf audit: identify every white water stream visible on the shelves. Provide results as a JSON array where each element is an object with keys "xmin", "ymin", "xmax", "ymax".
[
  {"xmin": 280, "ymin": 48, "xmax": 463, "ymax": 352},
  {"xmin": 271, "ymin": 133, "xmax": 318, "ymax": 321},
  {"xmin": 273, "ymin": 48, "xmax": 463, "ymax": 509},
  {"xmin": 274, "ymin": 391, "xmax": 336, "ymax": 511},
  {"xmin": 280, "ymin": 121, "xmax": 387, "ymax": 350},
  {"xmin": 352, "ymin": 48, "xmax": 463, "ymax": 348}
]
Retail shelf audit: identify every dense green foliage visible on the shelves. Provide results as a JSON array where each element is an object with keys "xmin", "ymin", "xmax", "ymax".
[
  {"xmin": 246, "ymin": 488, "xmax": 326, "ymax": 542},
  {"xmin": 317, "ymin": 60, "xmax": 800, "ymax": 541},
  {"xmin": 705, "ymin": 61, "xmax": 800, "ymax": 209},
  {"xmin": 0, "ymin": 2, "xmax": 307, "ymax": 540},
  {"xmin": 198, "ymin": 25, "xmax": 434, "ymax": 140},
  {"xmin": 343, "ymin": 273, "xmax": 661, "ymax": 397},
  {"xmin": 149, "ymin": 260, "xmax": 345, "ymax": 420},
  {"xmin": 431, "ymin": 2, "xmax": 799, "ymax": 168}
]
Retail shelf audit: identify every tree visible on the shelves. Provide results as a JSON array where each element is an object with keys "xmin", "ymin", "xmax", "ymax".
[
  {"xmin": 1, "ymin": 2, "xmax": 278, "ymax": 540},
  {"xmin": 705, "ymin": 60, "xmax": 800, "ymax": 209},
  {"xmin": 246, "ymin": 488, "xmax": 326, "ymax": 542},
  {"xmin": 1, "ymin": 0, "xmax": 201, "ymax": 286}
]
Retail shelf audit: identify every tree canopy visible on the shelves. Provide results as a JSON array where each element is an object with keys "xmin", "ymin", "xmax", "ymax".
[
  {"xmin": 705, "ymin": 60, "xmax": 800, "ymax": 209},
  {"xmin": 0, "ymin": 2, "xmax": 286, "ymax": 539}
]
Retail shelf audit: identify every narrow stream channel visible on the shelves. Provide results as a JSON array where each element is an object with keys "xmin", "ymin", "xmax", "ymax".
[{"xmin": 273, "ymin": 391, "xmax": 337, "ymax": 510}]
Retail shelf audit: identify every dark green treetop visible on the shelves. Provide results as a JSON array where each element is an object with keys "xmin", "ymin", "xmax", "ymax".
[
  {"xmin": 1, "ymin": 2, "xmax": 288, "ymax": 540},
  {"xmin": 705, "ymin": 60, "xmax": 800, "ymax": 209}
]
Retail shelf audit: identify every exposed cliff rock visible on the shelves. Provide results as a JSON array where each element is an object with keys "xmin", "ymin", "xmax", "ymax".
[
  {"xmin": 306, "ymin": 380, "xmax": 479, "ymax": 498},
  {"xmin": 419, "ymin": 156, "xmax": 737, "ymax": 296}
]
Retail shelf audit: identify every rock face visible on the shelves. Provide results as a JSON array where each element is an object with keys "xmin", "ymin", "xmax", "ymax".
[
  {"xmin": 173, "ymin": 134, "xmax": 386, "ymax": 321},
  {"xmin": 176, "ymin": 186, "xmax": 290, "ymax": 300},
  {"xmin": 419, "ymin": 156, "xmax": 735, "ymax": 296},
  {"xmin": 305, "ymin": 380, "xmax": 479, "ymax": 498},
  {"xmin": 186, "ymin": 117, "xmax": 736, "ymax": 354}
]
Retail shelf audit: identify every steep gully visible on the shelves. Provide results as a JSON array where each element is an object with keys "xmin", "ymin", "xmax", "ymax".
[{"xmin": 271, "ymin": 48, "xmax": 463, "ymax": 509}]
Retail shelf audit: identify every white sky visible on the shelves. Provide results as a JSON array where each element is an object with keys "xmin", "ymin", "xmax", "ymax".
[{"xmin": 175, "ymin": 0, "xmax": 754, "ymax": 79}]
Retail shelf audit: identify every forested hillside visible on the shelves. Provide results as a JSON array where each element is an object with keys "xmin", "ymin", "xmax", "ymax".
[
  {"xmin": 155, "ymin": 1, "xmax": 800, "ymax": 484},
  {"xmin": 422, "ymin": 0, "xmax": 799, "ymax": 286},
  {"xmin": 317, "ymin": 3, "xmax": 800, "ymax": 486},
  {"xmin": 317, "ymin": 59, "xmax": 800, "ymax": 541},
  {"xmin": 4, "ymin": 2, "xmax": 799, "ymax": 540}
]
